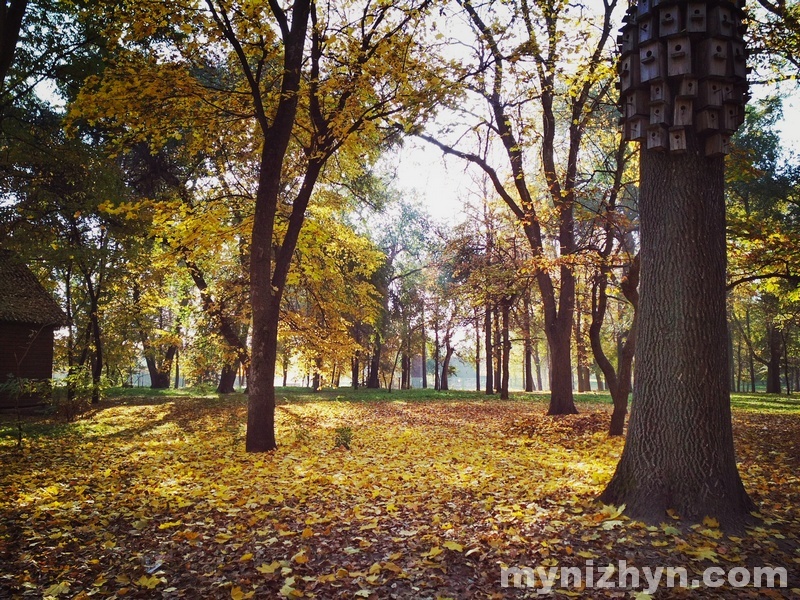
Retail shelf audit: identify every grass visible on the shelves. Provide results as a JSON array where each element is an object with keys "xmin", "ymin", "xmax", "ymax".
[{"xmin": 2, "ymin": 385, "xmax": 797, "ymax": 444}]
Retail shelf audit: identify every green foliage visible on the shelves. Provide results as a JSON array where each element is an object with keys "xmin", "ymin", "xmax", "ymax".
[{"xmin": 333, "ymin": 425, "xmax": 353, "ymax": 450}]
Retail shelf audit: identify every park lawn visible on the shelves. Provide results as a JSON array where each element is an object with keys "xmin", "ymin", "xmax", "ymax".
[{"xmin": 0, "ymin": 391, "xmax": 798, "ymax": 598}]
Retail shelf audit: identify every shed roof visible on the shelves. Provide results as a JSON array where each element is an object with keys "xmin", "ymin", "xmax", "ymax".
[{"xmin": 0, "ymin": 250, "xmax": 68, "ymax": 327}]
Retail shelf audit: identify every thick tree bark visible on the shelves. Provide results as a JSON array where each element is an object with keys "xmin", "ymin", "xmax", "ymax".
[
  {"xmin": 440, "ymin": 340, "xmax": 454, "ymax": 391},
  {"xmin": 600, "ymin": 133, "xmax": 754, "ymax": 527},
  {"xmin": 546, "ymin": 315, "xmax": 578, "ymax": 414},
  {"xmin": 217, "ymin": 361, "xmax": 239, "ymax": 394},
  {"xmin": 0, "ymin": 0, "xmax": 27, "ymax": 95}
]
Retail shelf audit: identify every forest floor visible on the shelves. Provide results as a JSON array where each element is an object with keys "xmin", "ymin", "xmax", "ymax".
[{"xmin": 1, "ymin": 389, "xmax": 798, "ymax": 599}]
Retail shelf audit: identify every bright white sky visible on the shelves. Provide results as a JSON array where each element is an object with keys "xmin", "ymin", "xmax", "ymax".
[{"xmin": 395, "ymin": 88, "xmax": 800, "ymax": 227}]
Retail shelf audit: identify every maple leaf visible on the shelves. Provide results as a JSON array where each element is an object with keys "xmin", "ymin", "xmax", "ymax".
[
  {"xmin": 136, "ymin": 575, "xmax": 162, "ymax": 589},
  {"xmin": 231, "ymin": 586, "xmax": 255, "ymax": 599}
]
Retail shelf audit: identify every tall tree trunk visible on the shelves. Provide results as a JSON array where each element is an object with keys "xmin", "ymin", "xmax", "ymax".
[
  {"xmin": 367, "ymin": 332, "xmax": 382, "ymax": 388},
  {"xmin": 440, "ymin": 339, "xmax": 455, "ymax": 391},
  {"xmin": 590, "ymin": 257, "xmax": 639, "ymax": 437},
  {"xmin": 475, "ymin": 308, "xmax": 481, "ymax": 391},
  {"xmin": 421, "ymin": 303, "xmax": 428, "ymax": 389},
  {"xmin": 766, "ymin": 324, "xmax": 783, "ymax": 393},
  {"xmin": 484, "ymin": 305, "xmax": 494, "ymax": 395},
  {"xmin": 746, "ymin": 308, "xmax": 756, "ymax": 392},
  {"xmin": 500, "ymin": 299, "xmax": 511, "ymax": 400},
  {"xmin": 493, "ymin": 306, "xmax": 501, "ymax": 393},
  {"xmin": 600, "ymin": 132, "xmax": 753, "ymax": 526},
  {"xmin": 217, "ymin": 360, "xmax": 239, "ymax": 394},
  {"xmin": 522, "ymin": 292, "xmax": 534, "ymax": 392},
  {"xmin": 433, "ymin": 320, "xmax": 440, "ymax": 391},
  {"xmin": 533, "ymin": 341, "xmax": 542, "ymax": 391}
]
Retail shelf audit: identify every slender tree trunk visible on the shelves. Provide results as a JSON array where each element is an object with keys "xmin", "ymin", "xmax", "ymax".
[
  {"xmin": 475, "ymin": 308, "xmax": 481, "ymax": 391},
  {"xmin": 533, "ymin": 342, "xmax": 542, "ymax": 391},
  {"xmin": 600, "ymin": 132, "xmax": 753, "ymax": 526},
  {"xmin": 421, "ymin": 303, "xmax": 428, "ymax": 389},
  {"xmin": 746, "ymin": 308, "xmax": 756, "ymax": 392},
  {"xmin": 766, "ymin": 324, "xmax": 783, "ymax": 394},
  {"xmin": 484, "ymin": 305, "xmax": 493, "ymax": 395},
  {"xmin": 434, "ymin": 321, "xmax": 440, "ymax": 391},
  {"xmin": 501, "ymin": 299, "xmax": 511, "ymax": 399},
  {"xmin": 522, "ymin": 293, "xmax": 534, "ymax": 392},
  {"xmin": 493, "ymin": 307, "xmax": 501, "ymax": 393}
]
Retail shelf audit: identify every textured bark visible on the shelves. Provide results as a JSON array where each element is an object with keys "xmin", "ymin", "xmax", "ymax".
[
  {"xmin": 0, "ymin": 0, "xmax": 27, "ymax": 94},
  {"xmin": 600, "ymin": 133, "xmax": 754, "ymax": 527},
  {"xmin": 500, "ymin": 299, "xmax": 510, "ymax": 400},
  {"xmin": 484, "ymin": 305, "xmax": 493, "ymax": 395},
  {"xmin": 522, "ymin": 293, "xmax": 534, "ymax": 392},
  {"xmin": 217, "ymin": 361, "xmax": 239, "ymax": 394}
]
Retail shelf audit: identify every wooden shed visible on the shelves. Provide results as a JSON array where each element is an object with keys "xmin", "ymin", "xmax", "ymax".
[{"xmin": 0, "ymin": 250, "xmax": 68, "ymax": 408}]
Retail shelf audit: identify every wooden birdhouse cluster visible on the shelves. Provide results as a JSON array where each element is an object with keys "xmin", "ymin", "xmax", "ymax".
[{"xmin": 618, "ymin": 0, "xmax": 750, "ymax": 156}]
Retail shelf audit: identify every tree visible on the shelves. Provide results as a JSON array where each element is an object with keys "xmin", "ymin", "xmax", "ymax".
[
  {"xmin": 74, "ymin": 0, "xmax": 446, "ymax": 451},
  {"xmin": 418, "ymin": 0, "xmax": 619, "ymax": 414},
  {"xmin": 602, "ymin": 2, "xmax": 754, "ymax": 526}
]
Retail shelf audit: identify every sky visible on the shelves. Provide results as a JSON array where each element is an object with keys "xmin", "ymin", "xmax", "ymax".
[{"xmin": 394, "ymin": 88, "xmax": 800, "ymax": 228}]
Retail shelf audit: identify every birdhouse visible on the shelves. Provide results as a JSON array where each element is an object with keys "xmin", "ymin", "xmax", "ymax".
[
  {"xmin": 637, "ymin": 0, "xmax": 654, "ymax": 18},
  {"xmin": 722, "ymin": 103, "xmax": 740, "ymax": 132},
  {"xmin": 669, "ymin": 127, "xmax": 687, "ymax": 153},
  {"xmin": 699, "ymin": 39, "xmax": 729, "ymax": 78},
  {"xmin": 673, "ymin": 100, "xmax": 693, "ymax": 126},
  {"xmin": 639, "ymin": 41, "xmax": 665, "ymax": 82},
  {"xmin": 677, "ymin": 77, "xmax": 698, "ymax": 98},
  {"xmin": 721, "ymin": 82, "xmax": 743, "ymax": 103},
  {"xmin": 709, "ymin": 6, "xmax": 735, "ymax": 38},
  {"xmin": 646, "ymin": 125, "xmax": 668, "ymax": 150},
  {"xmin": 667, "ymin": 36, "xmax": 692, "ymax": 77},
  {"xmin": 639, "ymin": 17, "xmax": 655, "ymax": 43},
  {"xmin": 698, "ymin": 79, "xmax": 724, "ymax": 107},
  {"xmin": 625, "ymin": 90, "xmax": 650, "ymax": 118},
  {"xmin": 686, "ymin": 3, "xmax": 707, "ymax": 33},
  {"xmin": 650, "ymin": 102, "xmax": 668, "ymax": 125},
  {"xmin": 696, "ymin": 109, "xmax": 720, "ymax": 133},
  {"xmin": 705, "ymin": 133, "xmax": 730, "ymax": 157},
  {"xmin": 650, "ymin": 81, "xmax": 671, "ymax": 104},
  {"xmin": 620, "ymin": 55, "xmax": 640, "ymax": 92},
  {"xmin": 731, "ymin": 41, "xmax": 747, "ymax": 78},
  {"xmin": 659, "ymin": 7, "xmax": 681, "ymax": 37},
  {"xmin": 626, "ymin": 116, "xmax": 648, "ymax": 142},
  {"xmin": 618, "ymin": 27, "xmax": 638, "ymax": 55}
]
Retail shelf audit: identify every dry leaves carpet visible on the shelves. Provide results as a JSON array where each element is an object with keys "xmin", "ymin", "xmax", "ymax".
[{"xmin": 1, "ymin": 396, "xmax": 798, "ymax": 599}]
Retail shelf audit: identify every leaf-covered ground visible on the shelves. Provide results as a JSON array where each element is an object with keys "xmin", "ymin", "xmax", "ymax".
[{"xmin": 1, "ymin": 395, "xmax": 798, "ymax": 599}]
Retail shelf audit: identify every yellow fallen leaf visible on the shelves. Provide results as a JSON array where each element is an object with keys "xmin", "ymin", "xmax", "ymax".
[
  {"xmin": 702, "ymin": 516, "xmax": 720, "ymax": 528},
  {"xmin": 257, "ymin": 561, "xmax": 281, "ymax": 574},
  {"xmin": 368, "ymin": 562, "xmax": 381, "ymax": 574},
  {"xmin": 383, "ymin": 562, "xmax": 403, "ymax": 573},
  {"xmin": 301, "ymin": 527, "xmax": 313, "ymax": 538},
  {"xmin": 292, "ymin": 550, "xmax": 308, "ymax": 564},
  {"xmin": 231, "ymin": 586, "xmax": 255, "ymax": 599},
  {"xmin": 43, "ymin": 582, "xmax": 70, "ymax": 597},
  {"xmin": 240, "ymin": 553, "xmax": 253, "ymax": 562},
  {"xmin": 136, "ymin": 575, "xmax": 161, "ymax": 589},
  {"xmin": 426, "ymin": 546, "xmax": 443, "ymax": 558}
]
